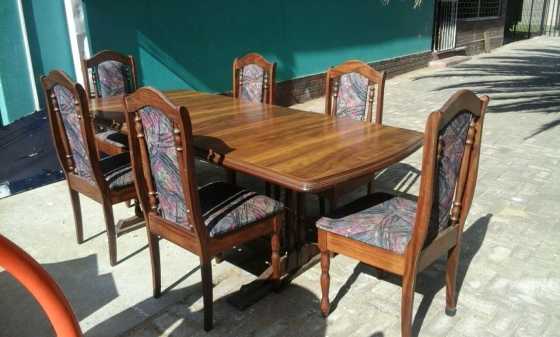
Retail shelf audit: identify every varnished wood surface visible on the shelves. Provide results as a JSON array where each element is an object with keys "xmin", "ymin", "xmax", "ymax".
[{"xmin": 90, "ymin": 90, "xmax": 423, "ymax": 193}]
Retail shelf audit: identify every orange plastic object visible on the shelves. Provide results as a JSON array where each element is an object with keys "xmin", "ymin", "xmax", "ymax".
[{"xmin": 0, "ymin": 234, "xmax": 82, "ymax": 337}]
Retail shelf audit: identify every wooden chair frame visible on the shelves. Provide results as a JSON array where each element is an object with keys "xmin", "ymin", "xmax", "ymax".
[
  {"xmin": 82, "ymin": 50, "xmax": 137, "ymax": 99},
  {"xmin": 82, "ymin": 50, "xmax": 137, "ymax": 156},
  {"xmin": 124, "ymin": 87, "xmax": 283, "ymax": 331},
  {"xmin": 41, "ymin": 70, "xmax": 141, "ymax": 266},
  {"xmin": 318, "ymin": 90, "xmax": 489, "ymax": 337},
  {"xmin": 320, "ymin": 60, "xmax": 387, "ymax": 213},
  {"xmin": 232, "ymin": 52, "xmax": 276, "ymax": 105},
  {"xmin": 325, "ymin": 59, "xmax": 386, "ymax": 124}
]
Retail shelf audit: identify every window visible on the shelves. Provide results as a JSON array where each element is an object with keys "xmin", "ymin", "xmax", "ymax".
[{"xmin": 458, "ymin": 0, "xmax": 501, "ymax": 19}]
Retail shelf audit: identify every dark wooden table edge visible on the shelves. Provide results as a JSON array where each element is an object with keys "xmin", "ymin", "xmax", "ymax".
[{"xmin": 202, "ymin": 130, "xmax": 424, "ymax": 193}]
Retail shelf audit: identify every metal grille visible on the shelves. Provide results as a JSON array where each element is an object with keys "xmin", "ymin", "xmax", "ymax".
[
  {"xmin": 544, "ymin": 0, "xmax": 560, "ymax": 36},
  {"xmin": 506, "ymin": 0, "xmax": 560, "ymax": 38},
  {"xmin": 435, "ymin": 0, "xmax": 458, "ymax": 51},
  {"xmin": 458, "ymin": 0, "xmax": 501, "ymax": 18}
]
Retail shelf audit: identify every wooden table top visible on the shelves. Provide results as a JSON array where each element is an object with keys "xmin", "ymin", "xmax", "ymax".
[{"xmin": 90, "ymin": 90, "xmax": 423, "ymax": 193}]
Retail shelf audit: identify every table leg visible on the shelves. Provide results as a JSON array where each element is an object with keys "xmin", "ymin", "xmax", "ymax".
[{"xmin": 226, "ymin": 189, "xmax": 320, "ymax": 310}]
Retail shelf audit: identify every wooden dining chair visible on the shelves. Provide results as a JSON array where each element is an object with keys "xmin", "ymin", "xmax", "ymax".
[
  {"xmin": 82, "ymin": 50, "xmax": 138, "ymax": 156},
  {"xmin": 233, "ymin": 52, "xmax": 276, "ymax": 105},
  {"xmin": 317, "ymin": 89, "xmax": 489, "ymax": 337},
  {"xmin": 124, "ymin": 87, "xmax": 284, "ymax": 331},
  {"xmin": 319, "ymin": 60, "xmax": 387, "ymax": 214},
  {"xmin": 232, "ymin": 53, "xmax": 277, "ymax": 194},
  {"xmin": 41, "ymin": 70, "xmax": 142, "ymax": 266}
]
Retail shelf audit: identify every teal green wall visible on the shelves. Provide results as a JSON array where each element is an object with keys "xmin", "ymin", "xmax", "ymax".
[
  {"xmin": 0, "ymin": 0, "xmax": 36, "ymax": 125},
  {"xmin": 23, "ymin": 0, "xmax": 75, "ymax": 105},
  {"xmin": 85, "ymin": 0, "xmax": 434, "ymax": 92},
  {"xmin": 0, "ymin": 0, "xmax": 74, "ymax": 126}
]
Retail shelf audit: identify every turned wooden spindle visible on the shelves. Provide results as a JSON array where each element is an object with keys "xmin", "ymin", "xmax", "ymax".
[
  {"xmin": 451, "ymin": 119, "xmax": 477, "ymax": 227},
  {"xmin": 135, "ymin": 113, "xmax": 159, "ymax": 212},
  {"xmin": 50, "ymin": 92, "xmax": 75, "ymax": 171}
]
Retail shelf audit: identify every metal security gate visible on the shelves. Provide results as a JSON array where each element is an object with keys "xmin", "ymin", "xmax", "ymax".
[
  {"xmin": 434, "ymin": 0, "xmax": 459, "ymax": 51},
  {"xmin": 506, "ymin": 0, "xmax": 560, "ymax": 39},
  {"xmin": 544, "ymin": 0, "xmax": 560, "ymax": 36}
]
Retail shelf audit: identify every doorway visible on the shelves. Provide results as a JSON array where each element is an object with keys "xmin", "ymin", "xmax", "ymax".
[{"xmin": 434, "ymin": 0, "xmax": 459, "ymax": 51}]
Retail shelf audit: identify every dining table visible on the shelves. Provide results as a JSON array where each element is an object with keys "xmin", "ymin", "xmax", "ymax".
[{"xmin": 90, "ymin": 89, "xmax": 424, "ymax": 307}]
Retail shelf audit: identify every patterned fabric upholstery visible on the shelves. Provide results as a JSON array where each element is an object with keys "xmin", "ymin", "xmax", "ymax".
[
  {"xmin": 95, "ymin": 60, "xmax": 131, "ymax": 97},
  {"xmin": 429, "ymin": 111, "xmax": 473, "ymax": 239},
  {"xmin": 95, "ymin": 130, "xmax": 128, "ymax": 149},
  {"xmin": 100, "ymin": 152, "xmax": 133, "ymax": 191},
  {"xmin": 316, "ymin": 193, "xmax": 417, "ymax": 254},
  {"xmin": 335, "ymin": 72, "xmax": 369, "ymax": 121},
  {"xmin": 52, "ymin": 85, "xmax": 95, "ymax": 184},
  {"xmin": 138, "ymin": 107, "xmax": 283, "ymax": 235},
  {"xmin": 239, "ymin": 64, "xmax": 265, "ymax": 103},
  {"xmin": 199, "ymin": 182, "xmax": 283, "ymax": 238},
  {"xmin": 139, "ymin": 106, "xmax": 190, "ymax": 227}
]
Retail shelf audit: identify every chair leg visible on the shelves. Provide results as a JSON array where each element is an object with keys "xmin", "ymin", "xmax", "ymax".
[
  {"xmin": 271, "ymin": 215, "xmax": 281, "ymax": 281},
  {"xmin": 401, "ymin": 269, "xmax": 416, "ymax": 337},
  {"xmin": 445, "ymin": 243, "xmax": 461, "ymax": 316},
  {"xmin": 68, "ymin": 189, "xmax": 84, "ymax": 244},
  {"xmin": 367, "ymin": 180, "xmax": 374, "ymax": 195},
  {"xmin": 148, "ymin": 232, "xmax": 161, "ymax": 298},
  {"xmin": 102, "ymin": 201, "xmax": 118, "ymax": 266},
  {"xmin": 319, "ymin": 231, "xmax": 330, "ymax": 317},
  {"xmin": 201, "ymin": 258, "xmax": 213, "ymax": 331},
  {"xmin": 134, "ymin": 200, "xmax": 143, "ymax": 218}
]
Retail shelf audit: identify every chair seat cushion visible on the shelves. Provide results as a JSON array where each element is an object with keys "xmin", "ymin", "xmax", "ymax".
[
  {"xmin": 95, "ymin": 130, "xmax": 128, "ymax": 149},
  {"xmin": 316, "ymin": 193, "xmax": 417, "ymax": 254},
  {"xmin": 199, "ymin": 182, "xmax": 283, "ymax": 238},
  {"xmin": 100, "ymin": 152, "xmax": 134, "ymax": 191}
]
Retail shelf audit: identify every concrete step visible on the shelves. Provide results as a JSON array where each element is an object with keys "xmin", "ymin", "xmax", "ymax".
[{"xmin": 428, "ymin": 55, "xmax": 471, "ymax": 69}]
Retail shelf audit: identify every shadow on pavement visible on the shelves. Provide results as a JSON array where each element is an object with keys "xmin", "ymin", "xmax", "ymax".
[
  {"xmin": 413, "ymin": 44, "xmax": 560, "ymax": 138},
  {"xmin": 329, "ymin": 214, "xmax": 492, "ymax": 337}
]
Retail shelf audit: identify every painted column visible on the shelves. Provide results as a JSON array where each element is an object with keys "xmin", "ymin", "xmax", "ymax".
[{"xmin": 0, "ymin": 0, "xmax": 37, "ymax": 126}]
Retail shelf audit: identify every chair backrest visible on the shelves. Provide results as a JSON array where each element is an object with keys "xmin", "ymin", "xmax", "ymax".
[
  {"xmin": 82, "ymin": 50, "xmax": 137, "ymax": 99},
  {"xmin": 233, "ymin": 53, "xmax": 276, "ymax": 104},
  {"xmin": 325, "ymin": 60, "xmax": 386, "ymax": 124},
  {"xmin": 41, "ymin": 70, "xmax": 105, "ymax": 189},
  {"xmin": 124, "ymin": 87, "xmax": 208, "ymax": 243},
  {"xmin": 412, "ymin": 90, "xmax": 489, "ymax": 250}
]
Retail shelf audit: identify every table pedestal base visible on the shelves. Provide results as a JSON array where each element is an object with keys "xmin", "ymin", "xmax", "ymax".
[{"xmin": 226, "ymin": 243, "xmax": 319, "ymax": 310}]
